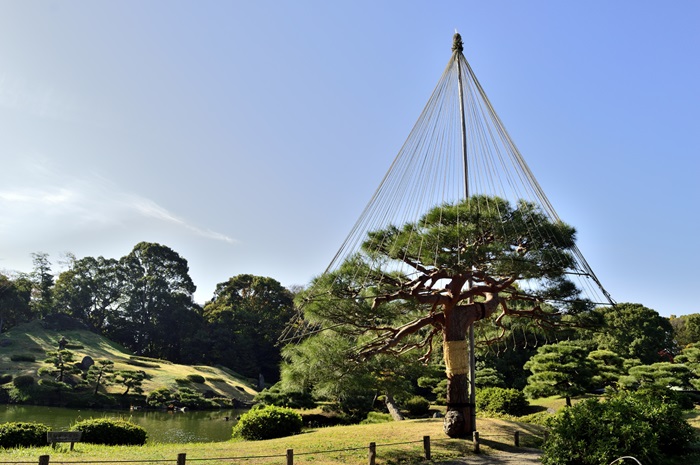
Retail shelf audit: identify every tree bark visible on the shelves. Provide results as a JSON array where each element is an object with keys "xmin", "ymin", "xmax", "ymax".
[
  {"xmin": 384, "ymin": 392, "xmax": 405, "ymax": 421},
  {"xmin": 442, "ymin": 304, "xmax": 473, "ymax": 438}
]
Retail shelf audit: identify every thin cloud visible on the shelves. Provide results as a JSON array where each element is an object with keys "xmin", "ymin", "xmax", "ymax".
[
  {"xmin": 127, "ymin": 196, "xmax": 237, "ymax": 244},
  {"xmin": 0, "ymin": 167, "xmax": 236, "ymax": 245}
]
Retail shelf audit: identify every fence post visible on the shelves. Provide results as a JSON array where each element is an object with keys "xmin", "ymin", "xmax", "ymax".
[
  {"xmin": 38, "ymin": 456, "xmax": 50, "ymax": 465},
  {"xmin": 287, "ymin": 449, "xmax": 294, "ymax": 465},
  {"xmin": 177, "ymin": 453, "xmax": 186, "ymax": 465},
  {"xmin": 472, "ymin": 431, "xmax": 480, "ymax": 453},
  {"xmin": 514, "ymin": 431, "xmax": 520, "ymax": 447},
  {"xmin": 368, "ymin": 442, "xmax": 376, "ymax": 465},
  {"xmin": 423, "ymin": 435, "xmax": 431, "ymax": 460}
]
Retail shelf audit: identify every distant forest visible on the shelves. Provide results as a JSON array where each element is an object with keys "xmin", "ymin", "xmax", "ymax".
[{"xmin": 0, "ymin": 241, "xmax": 295, "ymax": 383}]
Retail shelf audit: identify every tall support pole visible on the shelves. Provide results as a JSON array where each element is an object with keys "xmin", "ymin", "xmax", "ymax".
[{"xmin": 453, "ymin": 32, "xmax": 477, "ymax": 434}]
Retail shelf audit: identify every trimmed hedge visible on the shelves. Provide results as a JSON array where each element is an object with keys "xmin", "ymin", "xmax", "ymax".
[
  {"xmin": 12, "ymin": 375, "xmax": 34, "ymax": 388},
  {"xmin": 72, "ymin": 418, "xmax": 147, "ymax": 446},
  {"xmin": 475, "ymin": 387, "xmax": 528, "ymax": 416},
  {"xmin": 186, "ymin": 374, "xmax": 206, "ymax": 384},
  {"xmin": 0, "ymin": 422, "xmax": 50, "ymax": 448},
  {"xmin": 405, "ymin": 395, "xmax": 431, "ymax": 416},
  {"xmin": 232, "ymin": 405, "xmax": 303, "ymax": 440}
]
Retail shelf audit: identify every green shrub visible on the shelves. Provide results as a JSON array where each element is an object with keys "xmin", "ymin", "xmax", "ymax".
[
  {"xmin": 542, "ymin": 390, "xmax": 694, "ymax": 465},
  {"xmin": 255, "ymin": 384, "xmax": 316, "ymax": 409},
  {"xmin": 518, "ymin": 411, "xmax": 553, "ymax": 426},
  {"xmin": 360, "ymin": 412, "xmax": 393, "ymax": 424},
  {"xmin": 125, "ymin": 359, "xmax": 160, "ymax": 369},
  {"xmin": 0, "ymin": 374, "xmax": 12, "ymax": 384},
  {"xmin": 176, "ymin": 387, "xmax": 214, "ymax": 409},
  {"xmin": 404, "ymin": 395, "xmax": 431, "ymax": 416},
  {"xmin": 475, "ymin": 387, "xmax": 528, "ymax": 416},
  {"xmin": 0, "ymin": 422, "xmax": 50, "ymax": 448},
  {"xmin": 37, "ymin": 379, "xmax": 71, "ymax": 390},
  {"xmin": 12, "ymin": 375, "xmax": 34, "ymax": 388},
  {"xmin": 10, "ymin": 354, "xmax": 36, "ymax": 362},
  {"xmin": 72, "ymin": 418, "xmax": 147, "ymax": 446},
  {"xmin": 186, "ymin": 374, "xmax": 206, "ymax": 384},
  {"xmin": 130, "ymin": 355, "xmax": 171, "ymax": 365},
  {"xmin": 146, "ymin": 387, "xmax": 173, "ymax": 407},
  {"xmin": 232, "ymin": 405, "xmax": 303, "ymax": 440}
]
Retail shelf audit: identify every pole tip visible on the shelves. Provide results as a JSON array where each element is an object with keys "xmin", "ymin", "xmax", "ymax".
[{"xmin": 452, "ymin": 33, "xmax": 463, "ymax": 53}]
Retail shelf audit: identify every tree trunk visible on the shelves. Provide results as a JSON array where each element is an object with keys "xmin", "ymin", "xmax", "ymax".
[
  {"xmin": 384, "ymin": 392, "xmax": 404, "ymax": 421},
  {"xmin": 444, "ymin": 373, "xmax": 472, "ymax": 437},
  {"xmin": 442, "ymin": 304, "xmax": 474, "ymax": 438}
]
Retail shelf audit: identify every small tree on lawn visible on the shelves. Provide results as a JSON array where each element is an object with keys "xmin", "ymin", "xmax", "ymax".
[
  {"xmin": 86, "ymin": 360, "xmax": 115, "ymax": 395},
  {"xmin": 524, "ymin": 341, "xmax": 595, "ymax": 406},
  {"xmin": 619, "ymin": 362, "xmax": 694, "ymax": 391},
  {"xmin": 42, "ymin": 350, "xmax": 78, "ymax": 382},
  {"xmin": 114, "ymin": 370, "xmax": 145, "ymax": 396},
  {"xmin": 587, "ymin": 349, "xmax": 625, "ymax": 391}
]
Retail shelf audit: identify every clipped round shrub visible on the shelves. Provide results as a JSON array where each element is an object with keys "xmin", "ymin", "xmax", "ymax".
[
  {"xmin": 232, "ymin": 405, "xmax": 303, "ymax": 440},
  {"xmin": 0, "ymin": 422, "xmax": 50, "ymax": 448},
  {"xmin": 405, "ymin": 395, "xmax": 431, "ymax": 416},
  {"xmin": 542, "ymin": 390, "xmax": 694, "ymax": 465},
  {"xmin": 0, "ymin": 374, "xmax": 12, "ymax": 384},
  {"xmin": 186, "ymin": 374, "xmax": 206, "ymax": 384},
  {"xmin": 10, "ymin": 354, "xmax": 36, "ymax": 362},
  {"xmin": 72, "ymin": 418, "xmax": 147, "ymax": 446},
  {"xmin": 255, "ymin": 385, "xmax": 316, "ymax": 409},
  {"xmin": 475, "ymin": 387, "xmax": 528, "ymax": 416},
  {"xmin": 12, "ymin": 375, "xmax": 34, "ymax": 388},
  {"xmin": 146, "ymin": 387, "xmax": 172, "ymax": 407}
]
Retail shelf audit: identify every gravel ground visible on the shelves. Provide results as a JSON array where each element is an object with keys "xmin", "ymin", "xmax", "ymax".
[{"xmin": 438, "ymin": 448, "xmax": 542, "ymax": 464}]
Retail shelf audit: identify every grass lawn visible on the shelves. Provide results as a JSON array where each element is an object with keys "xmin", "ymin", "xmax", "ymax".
[{"xmin": 0, "ymin": 417, "xmax": 546, "ymax": 465}]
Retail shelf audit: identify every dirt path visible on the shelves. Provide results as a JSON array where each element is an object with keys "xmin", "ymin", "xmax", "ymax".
[{"xmin": 438, "ymin": 448, "xmax": 542, "ymax": 464}]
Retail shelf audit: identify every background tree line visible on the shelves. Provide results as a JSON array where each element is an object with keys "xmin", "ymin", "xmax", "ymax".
[
  {"xmin": 0, "ymin": 242, "xmax": 295, "ymax": 384},
  {"xmin": 3, "ymin": 240, "xmax": 700, "ymax": 417}
]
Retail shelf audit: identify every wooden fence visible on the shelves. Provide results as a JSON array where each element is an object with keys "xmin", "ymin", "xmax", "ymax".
[{"xmin": 10, "ymin": 431, "xmax": 543, "ymax": 465}]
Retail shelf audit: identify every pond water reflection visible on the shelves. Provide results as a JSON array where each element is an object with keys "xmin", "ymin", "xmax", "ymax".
[{"xmin": 0, "ymin": 405, "xmax": 248, "ymax": 443}]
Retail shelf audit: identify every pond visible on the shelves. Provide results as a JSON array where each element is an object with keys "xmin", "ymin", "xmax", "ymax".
[{"xmin": 0, "ymin": 405, "xmax": 249, "ymax": 443}]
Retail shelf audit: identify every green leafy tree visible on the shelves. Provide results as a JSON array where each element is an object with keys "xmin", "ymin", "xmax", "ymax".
[
  {"xmin": 474, "ymin": 366, "xmax": 506, "ymax": 388},
  {"xmin": 586, "ymin": 349, "xmax": 624, "ymax": 390},
  {"xmin": 675, "ymin": 344, "xmax": 700, "ymax": 389},
  {"xmin": 591, "ymin": 303, "xmax": 674, "ymax": 364},
  {"xmin": 280, "ymin": 330, "xmax": 428, "ymax": 421},
  {"xmin": 41, "ymin": 350, "xmax": 78, "ymax": 382},
  {"xmin": 86, "ymin": 360, "xmax": 115, "ymax": 395},
  {"xmin": 30, "ymin": 252, "xmax": 54, "ymax": 318},
  {"xmin": 203, "ymin": 274, "xmax": 295, "ymax": 382},
  {"xmin": 114, "ymin": 370, "xmax": 145, "ymax": 396},
  {"xmin": 299, "ymin": 196, "xmax": 591, "ymax": 436},
  {"xmin": 670, "ymin": 313, "xmax": 700, "ymax": 348},
  {"xmin": 53, "ymin": 256, "xmax": 123, "ymax": 332},
  {"xmin": 113, "ymin": 242, "xmax": 203, "ymax": 362},
  {"xmin": 0, "ymin": 274, "xmax": 33, "ymax": 333},
  {"xmin": 619, "ymin": 362, "xmax": 694, "ymax": 390},
  {"xmin": 524, "ymin": 341, "xmax": 596, "ymax": 406}
]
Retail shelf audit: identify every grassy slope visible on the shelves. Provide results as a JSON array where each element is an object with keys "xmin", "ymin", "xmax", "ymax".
[{"xmin": 0, "ymin": 320, "xmax": 257, "ymax": 402}]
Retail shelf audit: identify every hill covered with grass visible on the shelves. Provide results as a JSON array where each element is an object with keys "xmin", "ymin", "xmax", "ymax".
[{"xmin": 0, "ymin": 317, "xmax": 257, "ymax": 408}]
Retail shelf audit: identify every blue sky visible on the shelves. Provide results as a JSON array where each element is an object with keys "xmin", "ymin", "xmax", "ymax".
[{"xmin": 0, "ymin": 1, "xmax": 698, "ymax": 316}]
